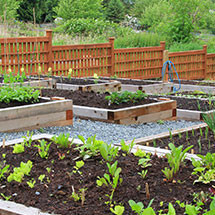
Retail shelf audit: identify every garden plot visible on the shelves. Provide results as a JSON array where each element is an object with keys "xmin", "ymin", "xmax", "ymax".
[
  {"xmin": 54, "ymin": 77, "xmax": 121, "ymax": 93},
  {"xmin": 0, "ymin": 133, "xmax": 213, "ymax": 214},
  {"xmin": 42, "ymin": 89, "xmax": 176, "ymax": 124},
  {"xmin": 121, "ymin": 122, "xmax": 215, "ymax": 155},
  {"xmin": 0, "ymin": 76, "xmax": 53, "ymax": 88},
  {"xmin": 173, "ymin": 80, "xmax": 215, "ymax": 93},
  {"xmin": 100, "ymin": 77, "xmax": 172, "ymax": 93},
  {"xmin": 0, "ymin": 98, "xmax": 73, "ymax": 132},
  {"xmin": 151, "ymin": 91, "xmax": 215, "ymax": 120}
]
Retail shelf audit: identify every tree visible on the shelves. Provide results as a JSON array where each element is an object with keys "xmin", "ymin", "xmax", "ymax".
[
  {"xmin": 17, "ymin": 0, "xmax": 59, "ymax": 23},
  {"xmin": 106, "ymin": 0, "xmax": 125, "ymax": 23},
  {"xmin": 0, "ymin": 0, "xmax": 22, "ymax": 21},
  {"xmin": 55, "ymin": 0, "xmax": 104, "ymax": 20}
]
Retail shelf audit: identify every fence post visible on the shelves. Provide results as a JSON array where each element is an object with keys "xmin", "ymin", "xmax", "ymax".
[
  {"xmin": 108, "ymin": 37, "xmax": 115, "ymax": 77},
  {"xmin": 203, "ymin": 45, "xmax": 207, "ymax": 79},
  {"xmin": 160, "ymin": 41, "xmax": 168, "ymax": 82},
  {"xmin": 46, "ymin": 30, "xmax": 53, "ymax": 72}
]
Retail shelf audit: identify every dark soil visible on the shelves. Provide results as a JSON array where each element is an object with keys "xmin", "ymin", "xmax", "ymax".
[
  {"xmin": 146, "ymin": 127, "xmax": 215, "ymax": 156},
  {"xmin": 100, "ymin": 77, "xmax": 159, "ymax": 85},
  {"xmin": 41, "ymin": 89, "xmax": 157, "ymax": 109},
  {"xmin": 151, "ymin": 95, "xmax": 215, "ymax": 111},
  {"xmin": 0, "ymin": 98, "xmax": 49, "ymax": 109},
  {"xmin": 174, "ymin": 79, "xmax": 215, "ymax": 86},
  {"xmin": 0, "ymin": 140, "xmax": 211, "ymax": 214},
  {"xmin": 54, "ymin": 77, "xmax": 104, "ymax": 85}
]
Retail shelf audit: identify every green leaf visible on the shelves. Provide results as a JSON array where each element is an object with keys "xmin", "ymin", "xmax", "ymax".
[
  {"xmin": 167, "ymin": 203, "xmax": 176, "ymax": 215},
  {"xmin": 142, "ymin": 207, "xmax": 156, "ymax": 215}
]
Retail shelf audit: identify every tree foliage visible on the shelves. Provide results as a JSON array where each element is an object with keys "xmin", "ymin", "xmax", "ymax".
[
  {"xmin": 0, "ymin": 0, "xmax": 22, "ymax": 21},
  {"xmin": 105, "ymin": 0, "xmax": 125, "ymax": 23},
  {"xmin": 55, "ymin": 0, "xmax": 104, "ymax": 20},
  {"xmin": 17, "ymin": 0, "xmax": 59, "ymax": 23}
]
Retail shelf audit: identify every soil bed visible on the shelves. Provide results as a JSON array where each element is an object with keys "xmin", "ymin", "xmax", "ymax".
[
  {"xmin": 145, "ymin": 127, "xmax": 215, "ymax": 155},
  {"xmin": 170, "ymin": 91, "xmax": 215, "ymax": 99},
  {"xmin": 0, "ymin": 98, "xmax": 49, "ymax": 109},
  {"xmin": 41, "ymin": 89, "xmax": 157, "ymax": 109},
  {"xmin": 0, "ymin": 139, "xmax": 211, "ymax": 214},
  {"xmin": 54, "ymin": 77, "xmax": 104, "ymax": 85},
  {"xmin": 174, "ymin": 79, "xmax": 215, "ymax": 86},
  {"xmin": 100, "ymin": 77, "xmax": 159, "ymax": 85},
  {"xmin": 151, "ymin": 95, "xmax": 215, "ymax": 111}
]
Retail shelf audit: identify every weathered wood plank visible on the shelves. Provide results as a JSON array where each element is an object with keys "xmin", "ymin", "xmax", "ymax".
[
  {"xmin": 108, "ymin": 100, "xmax": 176, "ymax": 120},
  {"xmin": 0, "ymin": 100, "xmax": 73, "ymax": 121}
]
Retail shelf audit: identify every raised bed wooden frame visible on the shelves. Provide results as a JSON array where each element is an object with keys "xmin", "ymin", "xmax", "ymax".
[
  {"xmin": 0, "ymin": 98, "xmax": 73, "ymax": 132},
  {"xmin": 55, "ymin": 79, "xmax": 121, "ymax": 93},
  {"xmin": 73, "ymin": 99, "xmax": 176, "ymax": 124},
  {"xmin": 0, "ymin": 79, "xmax": 53, "ymax": 88}
]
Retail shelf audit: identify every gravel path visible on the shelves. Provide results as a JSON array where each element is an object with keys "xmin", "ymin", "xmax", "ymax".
[{"xmin": 0, "ymin": 118, "xmax": 202, "ymax": 143}]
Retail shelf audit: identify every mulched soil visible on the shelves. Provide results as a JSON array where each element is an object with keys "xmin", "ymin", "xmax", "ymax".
[
  {"xmin": 41, "ymin": 89, "xmax": 157, "ymax": 109},
  {"xmin": 151, "ymin": 95, "xmax": 215, "ymax": 111},
  {"xmin": 145, "ymin": 127, "xmax": 215, "ymax": 155},
  {"xmin": 0, "ymin": 140, "xmax": 212, "ymax": 214},
  {"xmin": 54, "ymin": 77, "xmax": 104, "ymax": 85},
  {"xmin": 0, "ymin": 98, "xmax": 49, "ymax": 109},
  {"xmin": 174, "ymin": 79, "xmax": 215, "ymax": 86}
]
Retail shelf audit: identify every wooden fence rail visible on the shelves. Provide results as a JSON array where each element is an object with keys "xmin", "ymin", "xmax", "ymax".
[{"xmin": 0, "ymin": 30, "xmax": 215, "ymax": 80}]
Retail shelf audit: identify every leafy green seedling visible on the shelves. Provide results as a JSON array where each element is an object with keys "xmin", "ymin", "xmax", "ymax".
[
  {"xmin": 120, "ymin": 139, "xmax": 135, "ymax": 154},
  {"xmin": 34, "ymin": 139, "xmax": 51, "ymax": 159},
  {"xmin": 46, "ymin": 167, "xmax": 51, "ymax": 173},
  {"xmin": 38, "ymin": 174, "xmax": 46, "ymax": 183},
  {"xmin": 73, "ymin": 160, "xmax": 85, "ymax": 175},
  {"xmin": 7, "ymin": 160, "xmax": 33, "ymax": 183},
  {"xmin": 0, "ymin": 165, "xmax": 10, "ymax": 181},
  {"xmin": 27, "ymin": 178, "xmax": 36, "ymax": 188},
  {"xmin": 51, "ymin": 133, "xmax": 73, "ymax": 148},
  {"xmin": 22, "ymin": 131, "xmax": 34, "ymax": 147},
  {"xmin": 110, "ymin": 205, "xmax": 125, "ymax": 215},
  {"xmin": 0, "ymin": 193, "xmax": 11, "ymax": 201},
  {"xmin": 13, "ymin": 143, "xmax": 25, "ymax": 154},
  {"xmin": 99, "ymin": 142, "xmax": 118, "ymax": 162}
]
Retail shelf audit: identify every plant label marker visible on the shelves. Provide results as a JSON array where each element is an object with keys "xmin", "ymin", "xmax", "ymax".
[
  {"xmin": 145, "ymin": 183, "xmax": 150, "ymax": 200},
  {"xmin": 2, "ymin": 139, "xmax": 5, "ymax": 148}
]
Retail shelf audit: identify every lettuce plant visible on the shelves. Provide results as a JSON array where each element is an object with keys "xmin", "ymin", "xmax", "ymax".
[
  {"xmin": 7, "ymin": 160, "xmax": 33, "ymax": 183},
  {"xmin": 13, "ymin": 143, "xmax": 25, "ymax": 154}
]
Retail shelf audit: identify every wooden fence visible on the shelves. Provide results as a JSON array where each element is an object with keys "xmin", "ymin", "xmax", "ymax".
[{"xmin": 0, "ymin": 30, "xmax": 215, "ymax": 80}]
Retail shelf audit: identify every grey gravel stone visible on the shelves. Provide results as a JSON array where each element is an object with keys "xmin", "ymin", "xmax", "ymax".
[{"xmin": 0, "ymin": 117, "xmax": 202, "ymax": 143}]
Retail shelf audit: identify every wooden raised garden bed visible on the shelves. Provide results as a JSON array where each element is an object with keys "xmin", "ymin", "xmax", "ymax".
[
  {"xmin": 0, "ymin": 133, "xmax": 213, "ymax": 214},
  {"xmin": 122, "ymin": 122, "xmax": 212, "ymax": 156},
  {"xmin": 54, "ymin": 77, "xmax": 121, "ymax": 93},
  {"xmin": 151, "ymin": 90, "xmax": 215, "ymax": 120},
  {"xmin": 0, "ymin": 79, "xmax": 53, "ymax": 88},
  {"xmin": 0, "ymin": 98, "xmax": 73, "ymax": 132},
  {"xmin": 41, "ymin": 89, "xmax": 176, "ymax": 124},
  {"xmin": 73, "ymin": 99, "xmax": 176, "ymax": 124}
]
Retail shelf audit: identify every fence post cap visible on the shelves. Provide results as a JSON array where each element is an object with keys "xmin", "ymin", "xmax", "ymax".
[{"xmin": 109, "ymin": 37, "xmax": 115, "ymax": 41}]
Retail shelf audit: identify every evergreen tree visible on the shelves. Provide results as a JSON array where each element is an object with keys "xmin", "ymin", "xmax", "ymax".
[
  {"xmin": 106, "ymin": 0, "xmax": 125, "ymax": 23},
  {"xmin": 17, "ymin": 0, "xmax": 59, "ymax": 23}
]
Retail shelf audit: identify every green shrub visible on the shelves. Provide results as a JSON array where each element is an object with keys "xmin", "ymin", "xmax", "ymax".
[{"xmin": 55, "ymin": 18, "xmax": 120, "ymax": 36}]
